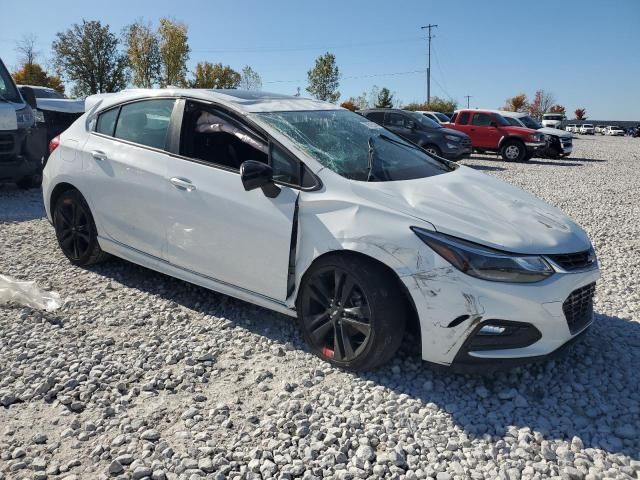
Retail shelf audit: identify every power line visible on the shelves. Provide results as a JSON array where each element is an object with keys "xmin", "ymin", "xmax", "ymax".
[
  {"xmin": 420, "ymin": 24, "xmax": 438, "ymax": 104},
  {"xmin": 263, "ymin": 69, "xmax": 427, "ymax": 85}
]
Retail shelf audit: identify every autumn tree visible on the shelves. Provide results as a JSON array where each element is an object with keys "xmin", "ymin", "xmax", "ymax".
[
  {"xmin": 503, "ymin": 94, "xmax": 529, "ymax": 112},
  {"xmin": 529, "ymin": 89, "xmax": 556, "ymax": 119},
  {"xmin": 124, "ymin": 21, "xmax": 161, "ymax": 88},
  {"xmin": 52, "ymin": 20, "xmax": 128, "ymax": 96},
  {"xmin": 375, "ymin": 87, "xmax": 394, "ymax": 108},
  {"xmin": 158, "ymin": 18, "xmax": 190, "ymax": 87},
  {"xmin": 306, "ymin": 52, "xmax": 340, "ymax": 103},
  {"xmin": 340, "ymin": 99, "xmax": 358, "ymax": 111},
  {"xmin": 574, "ymin": 108, "xmax": 587, "ymax": 120},
  {"xmin": 549, "ymin": 104, "xmax": 566, "ymax": 114},
  {"xmin": 191, "ymin": 62, "xmax": 240, "ymax": 89},
  {"xmin": 404, "ymin": 96, "xmax": 457, "ymax": 113},
  {"xmin": 239, "ymin": 65, "xmax": 262, "ymax": 90},
  {"xmin": 12, "ymin": 63, "xmax": 65, "ymax": 94}
]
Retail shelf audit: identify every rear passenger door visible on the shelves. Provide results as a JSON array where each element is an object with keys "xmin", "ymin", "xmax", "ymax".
[
  {"xmin": 81, "ymin": 98, "xmax": 177, "ymax": 258},
  {"xmin": 470, "ymin": 112, "xmax": 501, "ymax": 148}
]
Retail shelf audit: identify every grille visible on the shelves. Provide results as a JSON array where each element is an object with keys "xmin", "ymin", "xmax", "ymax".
[
  {"xmin": 547, "ymin": 250, "xmax": 594, "ymax": 271},
  {"xmin": 460, "ymin": 138, "xmax": 472, "ymax": 147},
  {"xmin": 563, "ymin": 282, "xmax": 595, "ymax": 334},
  {"xmin": 0, "ymin": 133, "xmax": 15, "ymax": 154}
]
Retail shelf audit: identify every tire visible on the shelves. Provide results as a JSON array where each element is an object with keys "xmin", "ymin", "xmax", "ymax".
[
  {"xmin": 16, "ymin": 175, "xmax": 40, "ymax": 190},
  {"xmin": 500, "ymin": 139, "xmax": 526, "ymax": 162},
  {"xmin": 296, "ymin": 254, "xmax": 407, "ymax": 371},
  {"xmin": 423, "ymin": 144, "xmax": 442, "ymax": 158},
  {"xmin": 53, "ymin": 189, "xmax": 110, "ymax": 266}
]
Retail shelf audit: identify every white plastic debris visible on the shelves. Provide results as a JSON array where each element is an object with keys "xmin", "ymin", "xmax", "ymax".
[{"xmin": 0, "ymin": 274, "xmax": 63, "ymax": 312}]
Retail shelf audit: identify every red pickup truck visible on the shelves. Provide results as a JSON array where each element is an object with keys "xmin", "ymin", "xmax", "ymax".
[{"xmin": 446, "ymin": 109, "xmax": 545, "ymax": 162}]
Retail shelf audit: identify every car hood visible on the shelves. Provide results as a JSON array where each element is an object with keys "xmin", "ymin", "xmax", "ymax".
[
  {"xmin": 35, "ymin": 98, "xmax": 85, "ymax": 114},
  {"xmin": 351, "ymin": 165, "xmax": 590, "ymax": 254},
  {"xmin": 439, "ymin": 127, "xmax": 468, "ymax": 139},
  {"xmin": 538, "ymin": 126, "xmax": 572, "ymax": 138}
]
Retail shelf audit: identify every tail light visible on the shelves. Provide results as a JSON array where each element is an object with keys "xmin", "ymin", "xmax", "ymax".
[{"xmin": 49, "ymin": 135, "xmax": 61, "ymax": 155}]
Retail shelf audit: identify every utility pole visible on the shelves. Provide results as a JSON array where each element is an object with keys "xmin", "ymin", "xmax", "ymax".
[
  {"xmin": 421, "ymin": 24, "xmax": 438, "ymax": 104},
  {"xmin": 464, "ymin": 95, "xmax": 472, "ymax": 108}
]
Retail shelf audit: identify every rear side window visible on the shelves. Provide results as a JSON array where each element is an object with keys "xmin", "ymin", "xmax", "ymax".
[
  {"xmin": 472, "ymin": 113, "xmax": 493, "ymax": 126},
  {"xmin": 114, "ymin": 99, "xmax": 176, "ymax": 149},
  {"xmin": 96, "ymin": 108, "xmax": 119, "ymax": 136},
  {"xmin": 457, "ymin": 112, "xmax": 469, "ymax": 125},
  {"xmin": 365, "ymin": 111, "xmax": 385, "ymax": 124},
  {"xmin": 385, "ymin": 112, "xmax": 406, "ymax": 127}
]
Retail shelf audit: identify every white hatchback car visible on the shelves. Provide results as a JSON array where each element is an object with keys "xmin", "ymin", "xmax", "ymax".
[{"xmin": 43, "ymin": 89, "xmax": 600, "ymax": 371}]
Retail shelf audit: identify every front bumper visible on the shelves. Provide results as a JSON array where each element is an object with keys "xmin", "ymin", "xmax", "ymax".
[
  {"xmin": 441, "ymin": 139, "xmax": 473, "ymax": 160},
  {"xmin": 0, "ymin": 128, "xmax": 43, "ymax": 181},
  {"xmin": 400, "ymin": 251, "xmax": 600, "ymax": 368}
]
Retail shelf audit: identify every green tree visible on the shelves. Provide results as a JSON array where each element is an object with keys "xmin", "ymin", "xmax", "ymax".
[
  {"xmin": 239, "ymin": 65, "xmax": 262, "ymax": 91},
  {"xmin": 404, "ymin": 96, "xmax": 457, "ymax": 113},
  {"xmin": 375, "ymin": 87, "xmax": 394, "ymax": 108},
  {"xmin": 306, "ymin": 52, "xmax": 340, "ymax": 102},
  {"xmin": 503, "ymin": 93, "xmax": 529, "ymax": 112},
  {"xmin": 52, "ymin": 20, "xmax": 128, "ymax": 96},
  {"xmin": 124, "ymin": 21, "xmax": 161, "ymax": 88},
  {"xmin": 191, "ymin": 62, "xmax": 241, "ymax": 89},
  {"xmin": 12, "ymin": 63, "xmax": 65, "ymax": 94},
  {"xmin": 158, "ymin": 18, "xmax": 190, "ymax": 87}
]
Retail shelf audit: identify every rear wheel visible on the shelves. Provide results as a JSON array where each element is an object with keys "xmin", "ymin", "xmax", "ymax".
[
  {"xmin": 53, "ymin": 189, "xmax": 109, "ymax": 266},
  {"xmin": 297, "ymin": 255, "xmax": 406, "ymax": 371},
  {"xmin": 500, "ymin": 140, "xmax": 526, "ymax": 162}
]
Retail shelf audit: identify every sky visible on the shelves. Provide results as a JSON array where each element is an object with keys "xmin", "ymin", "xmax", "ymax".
[{"xmin": 2, "ymin": 0, "xmax": 639, "ymax": 120}]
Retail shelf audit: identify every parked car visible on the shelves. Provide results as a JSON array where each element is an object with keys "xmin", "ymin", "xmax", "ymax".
[
  {"xmin": 445, "ymin": 109, "xmax": 545, "ymax": 162},
  {"xmin": 17, "ymin": 85, "xmax": 84, "ymax": 145},
  {"xmin": 604, "ymin": 125, "xmax": 625, "ymax": 136},
  {"xmin": 595, "ymin": 125, "xmax": 607, "ymax": 134},
  {"xmin": 360, "ymin": 108, "xmax": 471, "ymax": 160},
  {"xmin": 0, "ymin": 57, "xmax": 47, "ymax": 188},
  {"xmin": 565, "ymin": 124, "xmax": 577, "ymax": 133},
  {"xmin": 497, "ymin": 110, "xmax": 573, "ymax": 158},
  {"xmin": 541, "ymin": 113, "xmax": 565, "ymax": 129},
  {"xmin": 579, "ymin": 124, "xmax": 595, "ymax": 135},
  {"xmin": 42, "ymin": 89, "xmax": 600, "ymax": 371},
  {"xmin": 414, "ymin": 110, "xmax": 451, "ymax": 125}
]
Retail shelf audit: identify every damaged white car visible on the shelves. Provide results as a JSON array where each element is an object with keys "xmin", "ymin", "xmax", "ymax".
[{"xmin": 42, "ymin": 89, "xmax": 600, "ymax": 371}]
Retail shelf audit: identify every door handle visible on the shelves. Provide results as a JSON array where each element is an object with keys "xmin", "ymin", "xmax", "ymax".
[
  {"xmin": 91, "ymin": 150, "xmax": 107, "ymax": 161},
  {"xmin": 170, "ymin": 177, "xmax": 196, "ymax": 192}
]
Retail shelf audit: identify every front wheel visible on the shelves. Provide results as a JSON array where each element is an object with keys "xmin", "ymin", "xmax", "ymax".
[
  {"xmin": 423, "ymin": 144, "xmax": 442, "ymax": 158},
  {"xmin": 500, "ymin": 140, "xmax": 526, "ymax": 162},
  {"xmin": 297, "ymin": 255, "xmax": 406, "ymax": 371},
  {"xmin": 53, "ymin": 189, "xmax": 110, "ymax": 266}
]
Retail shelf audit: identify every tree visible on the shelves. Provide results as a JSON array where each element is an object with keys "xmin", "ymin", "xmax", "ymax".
[
  {"xmin": 574, "ymin": 108, "xmax": 587, "ymax": 120},
  {"xmin": 404, "ymin": 96, "xmax": 457, "ymax": 113},
  {"xmin": 529, "ymin": 89, "xmax": 556, "ymax": 119},
  {"xmin": 306, "ymin": 52, "xmax": 340, "ymax": 103},
  {"xmin": 354, "ymin": 92, "xmax": 369, "ymax": 110},
  {"xmin": 12, "ymin": 63, "xmax": 65, "ymax": 94},
  {"xmin": 239, "ymin": 65, "xmax": 262, "ymax": 91},
  {"xmin": 158, "ymin": 18, "xmax": 190, "ymax": 87},
  {"xmin": 503, "ymin": 94, "xmax": 529, "ymax": 112},
  {"xmin": 15, "ymin": 34, "xmax": 40, "ymax": 67},
  {"xmin": 549, "ymin": 104, "xmax": 566, "ymax": 114},
  {"xmin": 375, "ymin": 87, "xmax": 394, "ymax": 108},
  {"xmin": 124, "ymin": 21, "xmax": 161, "ymax": 88},
  {"xmin": 52, "ymin": 20, "xmax": 128, "ymax": 97},
  {"xmin": 340, "ymin": 99, "xmax": 358, "ymax": 111},
  {"xmin": 191, "ymin": 62, "xmax": 241, "ymax": 89}
]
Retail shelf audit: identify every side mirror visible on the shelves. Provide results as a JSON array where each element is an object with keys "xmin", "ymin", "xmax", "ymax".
[
  {"xmin": 406, "ymin": 120, "xmax": 416, "ymax": 130},
  {"xmin": 19, "ymin": 86, "xmax": 38, "ymax": 110},
  {"xmin": 240, "ymin": 160, "xmax": 280, "ymax": 198}
]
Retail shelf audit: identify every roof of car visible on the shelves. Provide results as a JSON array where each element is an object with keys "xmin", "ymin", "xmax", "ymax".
[
  {"xmin": 85, "ymin": 88, "xmax": 340, "ymax": 114},
  {"xmin": 17, "ymin": 84, "xmax": 57, "ymax": 91}
]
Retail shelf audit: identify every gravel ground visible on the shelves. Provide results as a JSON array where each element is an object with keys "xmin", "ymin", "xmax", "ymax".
[{"xmin": 0, "ymin": 135, "xmax": 639, "ymax": 480}]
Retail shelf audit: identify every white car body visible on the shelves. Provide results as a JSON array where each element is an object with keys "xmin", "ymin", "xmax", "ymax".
[
  {"xmin": 541, "ymin": 114, "xmax": 565, "ymax": 129},
  {"xmin": 604, "ymin": 126, "xmax": 625, "ymax": 136},
  {"xmin": 414, "ymin": 110, "xmax": 450, "ymax": 125},
  {"xmin": 579, "ymin": 124, "xmax": 595, "ymax": 135},
  {"xmin": 42, "ymin": 89, "xmax": 600, "ymax": 369}
]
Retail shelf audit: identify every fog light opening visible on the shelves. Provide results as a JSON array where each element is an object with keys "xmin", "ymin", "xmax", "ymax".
[{"xmin": 478, "ymin": 325, "xmax": 507, "ymax": 336}]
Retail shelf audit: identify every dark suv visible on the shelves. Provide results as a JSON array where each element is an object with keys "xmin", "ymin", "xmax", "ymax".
[{"xmin": 360, "ymin": 108, "xmax": 472, "ymax": 160}]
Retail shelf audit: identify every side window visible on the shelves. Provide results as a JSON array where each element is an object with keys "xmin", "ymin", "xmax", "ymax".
[
  {"xmin": 180, "ymin": 101, "xmax": 268, "ymax": 170},
  {"xmin": 96, "ymin": 107, "xmax": 119, "ymax": 136},
  {"xmin": 114, "ymin": 99, "xmax": 176, "ymax": 149},
  {"xmin": 270, "ymin": 143, "xmax": 316, "ymax": 188},
  {"xmin": 457, "ymin": 112, "xmax": 469, "ymax": 125},
  {"xmin": 472, "ymin": 113, "xmax": 493, "ymax": 126},
  {"xmin": 385, "ymin": 112, "xmax": 406, "ymax": 127},
  {"xmin": 449, "ymin": 112, "xmax": 458, "ymax": 123},
  {"xmin": 365, "ymin": 111, "xmax": 384, "ymax": 125}
]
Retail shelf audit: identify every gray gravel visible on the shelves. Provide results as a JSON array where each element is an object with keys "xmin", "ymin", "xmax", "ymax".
[{"xmin": 1, "ymin": 135, "xmax": 639, "ymax": 479}]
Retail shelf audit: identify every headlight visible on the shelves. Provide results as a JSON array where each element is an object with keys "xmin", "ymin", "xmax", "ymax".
[
  {"xmin": 33, "ymin": 109, "xmax": 45, "ymax": 123},
  {"xmin": 16, "ymin": 107, "xmax": 34, "ymax": 129},
  {"xmin": 411, "ymin": 228, "xmax": 554, "ymax": 283},
  {"xmin": 444, "ymin": 134, "xmax": 461, "ymax": 142}
]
